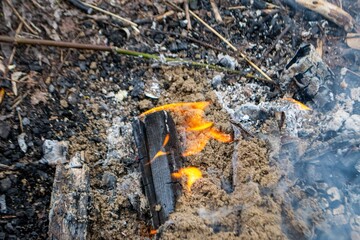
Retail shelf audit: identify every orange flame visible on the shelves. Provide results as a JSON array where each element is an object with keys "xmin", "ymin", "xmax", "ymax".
[
  {"xmin": 147, "ymin": 134, "xmax": 170, "ymax": 165},
  {"xmin": 140, "ymin": 102, "xmax": 233, "ymax": 157},
  {"xmin": 150, "ymin": 229, "xmax": 157, "ymax": 235},
  {"xmin": 283, "ymin": 97, "xmax": 312, "ymax": 111},
  {"xmin": 172, "ymin": 167, "xmax": 203, "ymax": 191}
]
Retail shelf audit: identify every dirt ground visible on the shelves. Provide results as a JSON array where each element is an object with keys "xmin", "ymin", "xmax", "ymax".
[{"xmin": 1, "ymin": 0, "xmax": 359, "ymax": 239}]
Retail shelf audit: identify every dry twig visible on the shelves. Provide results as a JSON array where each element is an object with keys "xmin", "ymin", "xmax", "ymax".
[
  {"xmin": 3, "ymin": 0, "xmax": 39, "ymax": 35},
  {"xmin": 184, "ymin": 0, "xmax": 192, "ymax": 30},
  {"xmin": 210, "ymin": 0, "xmax": 223, "ymax": 24},
  {"xmin": 80, "ymin": 1, "xmax": 139, "ymax": 32},
  {"xmin": 295, "ymin": 0, "xmax": 357, "ymax": 32}
]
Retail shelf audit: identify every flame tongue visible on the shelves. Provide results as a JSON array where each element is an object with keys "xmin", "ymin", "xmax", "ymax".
[
  {"xmin": 172, "ymin": 167, "xmax": 203, "ymax": 191},
  {"xmin": 140, "ymin": 101, "xmax": 233, "ymax": 157}
]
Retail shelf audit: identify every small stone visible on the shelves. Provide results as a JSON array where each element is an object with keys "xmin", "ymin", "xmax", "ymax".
[
  {"xmin": 40, "ymin": 140, "xmax": 69, "ymax": 165},
  {"xmin": 0, "ymin": 178, "xmax": 11, "ymax": 192},
  {"xmin": 115, "ymin": 90, "xmax": 128, "ymax": 102},
  {"xmin": 138, "ymin": 99, "xmax": 153, "ymax": 110},
  {"xmin": 211, "ymin": 74, "xmax": 224, "ymax": 89},
  {"xmin": 0, "ymin": 122, "xmax": 11, "ymax": 140},
  {"xmin": 60, "ymin": 99, "xmax": 69, "ymax": 108},
  {"xmin": 22, "ymin": 118, "xmax": 30, "ymax": 126},
  {"xmin": 90, "ymin": 61, "xmax": 97, "ymax": 69},
  {"xmin": 102, "ymin": 172, "xmax": 117, "ymax": 189},
  {"xmin": 48, "ymin": 84, "xmax": 55, "ymax": 93},
  {"xmin": 78, "ymin": 54, "xmax": 86, "ymax": 60},
  {"xmin": 17, "ymin": 133, "xmax": 27, "ymax": 153},
  {"xmin": 0, "ymin": 195, "xmax": 6, "ymax": 213},
  {"xmin": 218, "ymin": 54, "xmax": 238, "ymax": 70}
]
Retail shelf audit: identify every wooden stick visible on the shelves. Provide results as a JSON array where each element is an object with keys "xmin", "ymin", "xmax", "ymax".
[
  {"xmin": 210, "ymin": 0, "xmax": 223, "ymax": 24},
  {"xmin": 295, "ymin": 0, "xmax": 357, "ymax": 32},
  {"xmin": 0, "ymin": 35, "xmax": 242, "ymax": 74},
  {"xmin": 80, "ymin": 1, "xmax": 139, "ymax": 31},
  {"xmin": 154, "ymin": 10, "xmax": 175, "ymax": 21},
  {"xmin": 3, "ymin": 0, "xmax": 39, "ymax": 35},
  {"xmin": 184, "ymin": 0, "xmax": 192, "ymax": 30}
]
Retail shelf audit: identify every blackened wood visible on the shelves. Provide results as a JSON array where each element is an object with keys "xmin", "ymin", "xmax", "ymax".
[
  {"xmin": 133, "ymin": 118, "xmax": 160, "ymax": 228},
  {"xmin": 48, "ymin": 152, "xmax": 89, "ymax": 240},
  {"xmin": 133, "ymin": 111, "xmax": 183, "ymax": 229}
]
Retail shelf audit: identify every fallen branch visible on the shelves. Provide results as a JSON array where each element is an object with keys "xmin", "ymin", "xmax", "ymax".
[
  {"xmin": 295, "ymin": 0, "xmax": 357, "ymax": 33},
  {"xmin": 0, "ymin": 35, "xmax": 245, "ymax": 75}
]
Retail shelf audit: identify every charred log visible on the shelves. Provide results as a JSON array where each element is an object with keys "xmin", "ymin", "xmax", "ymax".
[
  {"xmin": 133, "ymin": 110, "xmax": 183, "ymax": 229},
  {"xmin": 48, "ymin": 152, "xmax": 89, "ymax": 240}
]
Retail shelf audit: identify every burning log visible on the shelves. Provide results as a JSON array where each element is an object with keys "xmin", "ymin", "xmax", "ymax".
[
  {"xmin": 48, "ymin": 151, "xmax": 89, "ymax": 240},
  {"xmin": 133, "ymin": 111, "xmax": 183, "ymax": 229}
]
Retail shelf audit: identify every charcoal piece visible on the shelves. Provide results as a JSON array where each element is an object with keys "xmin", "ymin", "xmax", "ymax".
[
  {"xmin": 133, "ymin": 111, "xmax": 183, "ymax": 229},
  {"xmin": 48, "ymin": 152, "xmax": 89, "ymax": 240},
  {"xmin": 280, "ymin": 44, "xmax": 335, "ymax": 111}
]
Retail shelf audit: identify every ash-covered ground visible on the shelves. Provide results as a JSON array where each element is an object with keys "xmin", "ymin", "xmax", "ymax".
[{"xmin": 0, "ymin": 0, "xmax": 359, "ymax": 239}]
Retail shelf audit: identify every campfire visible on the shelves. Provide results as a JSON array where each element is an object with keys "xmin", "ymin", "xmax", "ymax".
[
  {"xmin": 0, "ymin": 0, "xmax": 359, "ymax": 239},
  {"xmin": 133, "ymin": 101, "xmax": 233, "ymax": 229}
]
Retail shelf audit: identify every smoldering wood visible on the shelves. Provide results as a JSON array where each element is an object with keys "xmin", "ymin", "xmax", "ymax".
[
  {"xmin": 48, "ymin": 151, "xmax": 90, "ymax": 240},
  {"xmin": 133, "ymin": 110, "xmax": 183, "ymax": 229}
]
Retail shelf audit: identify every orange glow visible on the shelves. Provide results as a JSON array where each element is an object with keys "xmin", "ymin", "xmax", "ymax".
[
  {"xmin": 140, "ymin": 102, "xmax": 233, "ymax": 157},
  {"xmin": 147, "ymin": 134, "xmax": 170, "ymax": 165},
  {"xmin": 172, "ymin": 167, "xmax": 203, "ymax": 191},
  {"xmin": 283, "ymin": 97, "xmax": 312, "ymax": 111},
  {"xmin": 150, "ymin": 229, "xmax": 157, "ymax": 235},
  {"xmin": 208, "ymin": 128, "xmax": 233, "ymax": 143}
]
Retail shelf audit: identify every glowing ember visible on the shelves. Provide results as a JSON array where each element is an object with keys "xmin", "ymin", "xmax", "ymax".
[
  {"xmin": 140, "ymin": 102, "xmax": 233, "ymax": 157},
  {"xmin": 150, "ymin": 229, "xmax": 157, "ymax": 235},
  {"xmin": 172, "ymin": 167, "xmax": 203, "ymax": 191},
  {"xmin": 283, "ymin": 97, "xmax": 312, "ymax": 111}
]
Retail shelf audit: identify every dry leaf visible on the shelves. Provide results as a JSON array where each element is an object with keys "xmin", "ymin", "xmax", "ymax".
[
  {"xmin": 346, "ymin": 33, "xmax": 360, "ymax": 50},
  {"xmin": 0, "ymin": 88, "xmax": 5, "ymax": 104},
  {"xmin": 30, "ymin": 90, "xmax": 48, "ymax": 105}
]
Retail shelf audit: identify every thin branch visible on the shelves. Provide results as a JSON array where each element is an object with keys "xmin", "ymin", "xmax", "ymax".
[
  {"xmin": 184, "ymin": 0, "xmax": 192, "ymax": 30},
  {"xmin": 0, "ymin": 35, "xmax": 245, "ymax": 75},
  {"xmin": 80, "ymin": 1, "xmax": 139, "ymax": 32},
  {"xmin": 210, "ymin": 0, "xmax": 223, "ymax": 24}
]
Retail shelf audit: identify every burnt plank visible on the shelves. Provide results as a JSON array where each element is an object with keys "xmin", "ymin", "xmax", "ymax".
[
  {"xmin": 133, "ymin": 111, "xmax": 183, "ymax": 229},
  {"xmin": 132, "ymin": 118, "xmax": 160, "ymax": 228},
  {"xmin": 48, "ymin": 152, "xmax": 89, "ymax": 240}
]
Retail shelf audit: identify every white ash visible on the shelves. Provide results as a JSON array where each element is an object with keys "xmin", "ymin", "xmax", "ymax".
[
  {"xmin": 39, "ymin": 140, "xmax": 69, "ymax": 165},
  {"xmin": 104, "ymin": 117, "xmax": 134, "ymax": 166}
]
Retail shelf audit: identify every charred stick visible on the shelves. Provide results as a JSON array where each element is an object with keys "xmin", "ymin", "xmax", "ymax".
[{"xmin": 65, "ymin": 0, "xmax": 93, "ymax": 14}]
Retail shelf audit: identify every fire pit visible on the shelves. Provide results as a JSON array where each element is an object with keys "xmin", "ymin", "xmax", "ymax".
[{"xmin": 0, "ymin": 0, "xmax": 359, "ymax": 239}]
